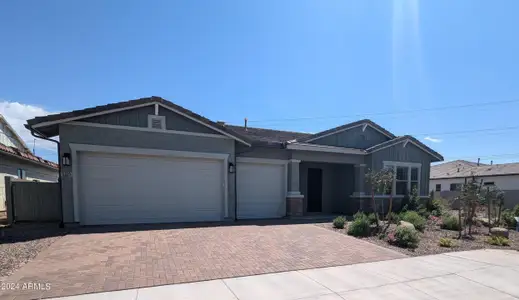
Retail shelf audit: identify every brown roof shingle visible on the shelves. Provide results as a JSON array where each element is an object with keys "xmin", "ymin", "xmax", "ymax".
[{"xmin": 430, "ymin": 160, "xmax": 519, "ymax": 179}]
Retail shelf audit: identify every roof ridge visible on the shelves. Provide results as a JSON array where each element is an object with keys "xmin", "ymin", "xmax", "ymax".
[{"xmin": 226, "ymin": 124, "xmax": 312, "ymax": 135}]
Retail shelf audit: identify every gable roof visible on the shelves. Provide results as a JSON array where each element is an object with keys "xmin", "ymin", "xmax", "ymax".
[
  {"xmin": 26, "ymin": 96, "xmax": 251, "ymax": 146},
  {"xmin": 366, "ymin": 135, "xmax": 444, "ymax": 162},
  {"xmin": 431, "ymin": 160, "xmax": 518, "ymax": 179},
  {"xmin": 226, "ymin": 125, "xmax": 311, "ymax": 145},
  {"xmin": 298, "ymin": 119, "xmax": 396, "ymax": 143},
  {"xmin": 0, "ymin": 113, "xmax": 30, "ymax": 152}
]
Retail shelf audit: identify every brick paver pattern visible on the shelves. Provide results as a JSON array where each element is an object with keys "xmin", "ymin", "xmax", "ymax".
[{"xmin": 0, "ymin": 223, "xmax": 405, "ymax": 299}]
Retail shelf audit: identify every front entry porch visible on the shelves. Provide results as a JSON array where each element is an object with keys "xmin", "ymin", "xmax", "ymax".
[{"xmin": 285, "ymin": 157, "xmax": 367, "ymax": 217}]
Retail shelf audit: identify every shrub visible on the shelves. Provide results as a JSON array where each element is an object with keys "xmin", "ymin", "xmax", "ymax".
[
  {"xmin": 501, "ymin": 209, "xmax": 517, "ymax": 228},
  {"xmin": 438, "ymin": 237, "xmax": 457, "ymax": 248},
  {"xmin": 333, "ymin": 216, "xmax": 346, "ymax": 229},
  {"xmin": 441, "ymin": 214, "xmax": 461, "ymax": 231},
  {"xmin": 400, "ymin": 211, "xmax": 426, "ymax": 232},
  {"xmin": 367, "ymin": 213, "xmax": 378, "ymax": 225},
  {"xmin": 428, "ymin": 199, "xmax": 445, "ymax": 216},
  {"xmin": 513, "ymin": 204, "xmax": 519, "ymax": 217},
  {"xmin": 487, "ymin": 236, "xmax": 511, "ymax": 246},
  {"xmin": 347, "ymin": 213, "xmax": 370, "ymax": 237},
  {"xmin": 392, "ymin": 226, "xmax": 420, "ymax": 249},
  {"xmin": 353, "ymin": 211, "xmax": 365, "ymax": 220},
  {"xmin": 386, "ymin": 212, "xmax": 400, "ymax": 224},
  {"xmin": 428, "ymin": 215, "xmax": 442, "ymax": 227}
]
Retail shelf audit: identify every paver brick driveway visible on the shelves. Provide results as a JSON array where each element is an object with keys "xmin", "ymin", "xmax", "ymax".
[{"xmin": 0, "ymin": 222, "xmax": 405, "ymax": 300}]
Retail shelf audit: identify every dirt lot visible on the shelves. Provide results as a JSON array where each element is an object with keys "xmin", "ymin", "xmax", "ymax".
[
  {"xmin": 0, "ymin": 224, "xmax": 66, "ymax": 279},
  {"xmin": 317, "ymin": 222, "xmax": 519, "ymax": 257}
]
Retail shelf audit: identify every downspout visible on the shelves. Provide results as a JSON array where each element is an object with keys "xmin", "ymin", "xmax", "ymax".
[{"xmin": 29, "ymin": 127, "xmax": 64, "ymax": 228}]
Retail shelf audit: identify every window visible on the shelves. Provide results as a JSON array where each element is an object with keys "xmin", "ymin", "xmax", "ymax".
[
  {"xmin": 383, "ymin": 162, "xmax": 421, "ymax": 196},
  {"xmin": 450, "ymin": 183, "xmax": 462, "ymax": 191},
  {"xmin": 435, "ymin": 184, "xmax": 441, "ymax": 192},
  {"xmin": 147, "ymin": 115, "xmax": 166, "ymax": 130},
  {"xmin": 17, "ymin": 168, "xmax": 26, "ymax": 179},
  {"xmin": 483, "ymin": 182, "xmax": 495, "ymax": 186}
]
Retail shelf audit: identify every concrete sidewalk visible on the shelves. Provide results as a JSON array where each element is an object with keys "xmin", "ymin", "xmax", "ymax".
[{"xmin": 50, "ymin": 249, "xmax": 519, "ymax": 300}]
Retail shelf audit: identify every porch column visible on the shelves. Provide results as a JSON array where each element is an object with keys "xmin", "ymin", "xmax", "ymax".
[
  {"xmin": 354, "ymin": 164, "xmax": 366, "ymax": 211},
  {"xmin": 286, "ymin": 159, "xmax": 304, "ymax": 217},
  {"xmin": 354, "ymin": 164, "xmax": 366, "ymax": 195}
]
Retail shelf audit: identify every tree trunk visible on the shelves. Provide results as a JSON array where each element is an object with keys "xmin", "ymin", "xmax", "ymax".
[
  {"xmin": 458, "ymin": 205, "xmax": 462, "ymax": 239},
  {"xmin": 486, "ymin": 187, "xmax": 491, "ymax": 234},
  {"xmin": 371, "ymin": 189, "xmax": 379, "ymax": 228}
]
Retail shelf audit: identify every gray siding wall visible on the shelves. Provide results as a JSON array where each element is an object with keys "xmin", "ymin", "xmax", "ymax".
[
  {"xmin": 292, "ymin": 151, "xmax": 364, "ymax": 165},
  {"xmin": 366, "ymin": 143, "xmax": 432, "ymax": 195},
  {"xmin": 1, "ymin": 153, "xmax": 58, "ymax": 212},
  {"xmin": 299, "ymin": 162, "xmax": 355, "ymax": 214},
  {"xmin": 59, "ymin": 123, "xmax": 235, "ymax": 223},
  {"xmin": 235, "ymin": 144, "xmax": 289, "ymax": 160},
  {"xmin": 312, "ymin": 126, "xmax": 389, "ymax": 149},
  {"xmin": 83, "ymin": 105, "xmax": 221, "ymax": 135}
]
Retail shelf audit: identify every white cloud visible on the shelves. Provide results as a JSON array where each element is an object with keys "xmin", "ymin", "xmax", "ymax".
[
  {"xmin": 0, "ymin": 100, "xmax": 59, "ymax": 154},
  {"xmin": 424, "ymin": 136, "xmax": 442, "ymax": 143}
]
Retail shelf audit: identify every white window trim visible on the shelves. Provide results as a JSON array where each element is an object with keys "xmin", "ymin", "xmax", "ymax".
[
  {"xmin": 147, "ymin": 115, "xmax": 166, "ymax": 130},
  {"xmin": 69, "ymin": 143, "xmax": 230, "ymax": 223},
  {"xmin": 383, "ymin": 161, "xmax": 422, "ymax": 196}
]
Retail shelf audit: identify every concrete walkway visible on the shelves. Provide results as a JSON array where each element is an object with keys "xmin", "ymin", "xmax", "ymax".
[{"xmin": 50, "ymin": 249, "xmax": 519, "ymax": 300}]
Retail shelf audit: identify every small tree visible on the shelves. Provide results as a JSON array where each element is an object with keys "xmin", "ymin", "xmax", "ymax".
[
  {"xmin": 458, "ymin": 176, "xmax": 484, "ymax": 236},
  {"xmin": 366, "ymin": 168, "xmax": 394, "ymax": 229},
  {"xmin": 481, "ymin": 185, "xmax": 505, "ymax": 232}
]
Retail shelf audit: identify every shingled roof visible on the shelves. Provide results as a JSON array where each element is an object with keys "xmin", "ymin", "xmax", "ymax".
[
  {"xmin": 226, "ymin": 125, "xmax": 311, "ymax": 145},
  {"xmin": 431, "ymin": 160, "xmax": 519, "ymax": 179}
]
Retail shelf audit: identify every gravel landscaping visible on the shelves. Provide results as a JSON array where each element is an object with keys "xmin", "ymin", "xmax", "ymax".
[
  {"xmin": 317, "ymin": 221, "xmax": 519, "ymax": 257},
  {"xmin": 0, "ymin": 225, "xmax": 66, "ymax": 279}
]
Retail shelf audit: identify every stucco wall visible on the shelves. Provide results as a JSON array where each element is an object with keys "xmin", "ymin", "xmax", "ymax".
[
  {"xmin": 59, "ymin": 123, "xmax": 235, "ymax": 223},
  {"xmin": 0, "ymin": 153, "xmax": 58, "ymax": 211},
  {"xmin": 430, "ymin": 175, "xmax": 519, "ymax": 191}
]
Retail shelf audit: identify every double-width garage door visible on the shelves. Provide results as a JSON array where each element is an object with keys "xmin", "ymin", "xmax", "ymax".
[
  {"xmin": 77, "ymin": 152, "xmax": 224, "ymax": 225},
  {"xmin": 236, "ymin": 159, "xmax": 286, "ymax": 219}
]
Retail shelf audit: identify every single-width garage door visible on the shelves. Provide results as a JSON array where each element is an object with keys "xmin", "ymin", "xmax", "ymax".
[
  {"xmin": 236, "ymin": 159, "xmax": 286, "ymax": 219},
  {"xmin": 77, "ymin": 152, "xmax": 224, "ymax": 225}
]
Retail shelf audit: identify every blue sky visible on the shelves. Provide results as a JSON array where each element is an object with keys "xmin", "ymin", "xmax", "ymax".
[{"xmin": 1, "ymin": 1, "xmax": 518, "ymax": 163}]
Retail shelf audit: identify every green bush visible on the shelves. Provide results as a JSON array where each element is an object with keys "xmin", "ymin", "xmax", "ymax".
[
  {"xmin": 487, "ymin": 236, "xmax": 510, "ymax": 246},
  {"xmin": 386, "ymin": 212, "xmax": 400, "ymax": 224},
  {"xmin": 513, "ymin": 204, "xmax": 519, "ymax": 217},
  {"xmin": 501, "ymin": 209, "xmax": 517, "ymax": 228},
  {"xmin": 392, "ymin": 226, "xmax": 420, "ymax": 249},
  {"xmin": 428, "ymin": 199, "xmax": 445, "ymax": 216},
  {"xmin": 353, "ymin": 211, "xmax": 365, "ymax": 220},
  {"xmin": 347, "ymin": 213, "xmax": 370, "ymax": 237},
  {"xmin": 333, "ymin": 216, "xmax": 346, "ymax": 229},
  {"xmin": 400, "ymin": 211, "xmax": 426, "ymax": 232},
  {"xmin": 367, "ymin": 213, "xmax": 378, "ymax": 225},
  {"xmin": 438, "ymin": 237, "xmax": 457, "ymax": 248},
  {"xmin": 441, "ymin": 214, "xmax": 461, "ymax": 231}
]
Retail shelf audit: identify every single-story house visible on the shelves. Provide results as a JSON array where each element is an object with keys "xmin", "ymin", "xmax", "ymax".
[
  {"xmin": 1, "ymin": 113, "xmax": 58, "ymax": 217},
  {"xmin": 430, "ymin": 160, "xmax": 519, "ymax": 208},
  {"xmin": 25, "ymin": 96, "xmax": 443, "ymax": 226}
]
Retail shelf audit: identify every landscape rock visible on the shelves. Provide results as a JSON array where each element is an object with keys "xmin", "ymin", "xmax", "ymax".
[
  {"xmin": 476, "ymin": 217, "xmax": 490, "ymax": 227},
  {"xmin": 398, "ymin": 221, "xmax": 415, "ymax": 230},
  {"xmin": 490, "ymin": 227, "xmax": 509, "ymax": 238}
]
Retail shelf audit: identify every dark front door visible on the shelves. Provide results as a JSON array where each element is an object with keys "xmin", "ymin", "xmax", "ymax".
[{"xmin": 307, "ymin": 168, "xmax": 323, "ymax": 212}]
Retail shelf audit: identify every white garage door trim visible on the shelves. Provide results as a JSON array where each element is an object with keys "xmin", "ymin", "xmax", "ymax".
[
  {"xmin": 69, "ymin": 143, "xmax": 229, "ymax": 223},
  {"xmin": 236, "ymin": 157, "xmax": 288, "ymax": 219}
]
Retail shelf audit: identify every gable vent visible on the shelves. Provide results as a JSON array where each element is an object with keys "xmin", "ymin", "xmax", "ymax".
[{"xmin": 148, "ymin": 115, "xmax": 165, "ymax": 130}]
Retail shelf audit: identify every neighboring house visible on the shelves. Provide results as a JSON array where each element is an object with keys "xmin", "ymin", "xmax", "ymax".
[
  {"xmin": 0, "ymin": 114, "xmax": 58, "ymax": 215},
  {"xmin": 430, "ymin": 160, "xmax": 519, "ymax": 208},
  {"xmin": 25, "ymin": 96, "xmax": 443, "ymax": 226}
]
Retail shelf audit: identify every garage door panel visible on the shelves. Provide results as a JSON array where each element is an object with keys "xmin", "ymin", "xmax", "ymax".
[
  {"xmin": 78, "ymin": 151, "xmax": 224, "ymax": 225},
  {"xmin": 237, "ymin": 162, "xmax": 286, "ymax": 219}
]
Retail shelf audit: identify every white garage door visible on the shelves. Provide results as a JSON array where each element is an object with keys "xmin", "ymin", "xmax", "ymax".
[
  {"xmin": 236, "ymin": 159, "xmax": 286, "ymax": 219},
  {"xmin": 78, "ymin": 152, "xmax": 224, "ymax": 225}
]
